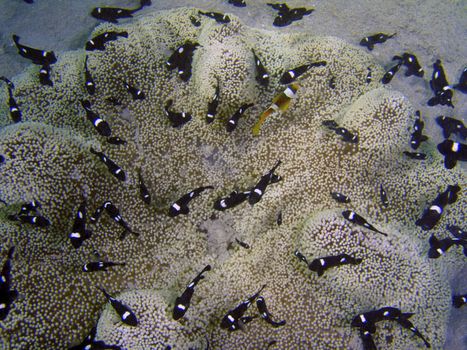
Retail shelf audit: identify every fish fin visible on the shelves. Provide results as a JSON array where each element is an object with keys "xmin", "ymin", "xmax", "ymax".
[{"xmin": 252, "ymin": 108, "xmax": 274, "ymax": 136}]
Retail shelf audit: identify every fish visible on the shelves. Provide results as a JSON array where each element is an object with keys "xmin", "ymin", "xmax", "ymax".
[
  {"xmin": 19, "ymin": 200, "xmax": 41, "ymax": 215},
  {"xmin": 39, "ymin": 65, "xmax": 53, "ymax": 86},
  {"xmin": 403, "ymin": 151, "xmax": 426, "ymax": 160},
  {"xmin": 452, "ymin": 67, "xmax": 466, "ymax": 94},
  {"xmin": 206, "ymin": 81, "xmax": 220, "ymax": 123},
  {"xmin": 415, "ymin": 184, "xmax": 460, "ymax": 230},
  {"xmin": 166, "ymin": 42, "xmax": 199, "ymax": 81},
  {"xmin": 359, "ymin": 33, "xmax": 396, "ymax": 51},
  {"xmin": 1, "ymin": 77, "xmax": 22, "ymax": 123},
  {"xmin": 447, "ymin": 225, "xmax": 467, "ymax": 239},
  {"xmin": 220, "ymin": 284, "xmax": 266, "ymax": 331},
  {"xmin": 366, "ymin": 67, "xmax": 372, "ymax": 84},
  {"xmin": 235, "ymin": 238, "xmax": 250, "ymax": 249},
  {"xmin": 342, "ymin": 210, "xmax": 387, "ymax": 236},
  {"xmin": 107, "ymin": 136, "xmax": 127, "ymax": 145},
  {"xmin": 164, "ymin": 100, "xmax": 192, "ymax": 128},
  {"xmin": 102, "ymin": 201, "xmax": 139, "ymax": 239},
  {"xmin": 68, "ymin": 201, "xmax": 92, "ymax": 249},
  {"xmin": 329, "ymin": 76, "xmax": 336, "ymax": 89},
  {"xmin": 198, "ymin": 11, "xmax": 230, "ymax": 24},
  {"xmin": 330, "ymin": 192, "xmax": 351, "ymax": 203},
  {"xmin": 68, "ymin": 326, "xmax": 121, "ymax": 350},
  {"xmin": 351, "ymin": 307, "xmax": 405, "ymax": 333},
  {"xmin": 12, "ymin": 34, "xmax": 57, "ymax": 66},
  {"xmin": 120, "ymin": 80, "xmax": 145, "ymax": 100},
  {"xmin": 91, "ymin": 0, "xmax": 151, "ymax": 23},
  {"xmin": 84, "ymin": 56, "xmax": 95, "ymax": 95},
  {"xmin": 80, "ymin": 100, "xmax": 112, "ymax": 137},
  {"xmin": 393, "ymin": 53, "xmax": 424, "ymax": 77},
  {"xmin": 427, "ymin": 234, "xmax": 460, "ymax": 259},
  {"xmin": 307, "ymin": 254, "xmax": 362, "ymax": 277},
  {"xmin": 90, "ymin": 147, "xmax": 126, "ymax": 181},
  {"xmin": 226, "ymin": 103, "xmax": 254, "ymax": 132},
  {"xmin": 173, "ymin": 265, "xmax": 211, "ymax": 320},
  {"xmin": 256, "ymin": 296, "xmax": 286, "ymax": 327},
  {"xmin": 381, "ymin": 61, "xmax": 402, "ymax": 84},
  {"xmin": 252, "ymin": 84, "xmax": 299, "ymax": 135},
  {"xmin": 322, "ymin": 119, "xmax": 339, "ymax": 130},
  {"xmin": 213, "ymin": 190, "xmax": 250, "ymax": 211},
  {"xmin": 294, "ymin": 249, "xmax": 309, "ymax": 265},
  {"xmin": 105, "ymin": 97, "xmax": 122, "ymax": 106},
  {"xmin": 248, "ymin": 160, "xmax": 282, "ymax": 205},
  {"xmin": 435, "ymin": 116, "xmax": 467, "ymax": 140},
  {"xmin": 276, "ymin": 210, "xmax": 282, "ymax": 225},
  {"xmin": 269, "ymin": 4, "xmax": 314, "ymax": 27},
  {"xmin": 452, "ymin": 294, "xmax": 466, "ymax": 308},
  {"xmin": 427, "ymin": 59, "xmax": 453, "ymax": 108},
  {"xmin": 252, "ymin": 49, "xmax": 269, "ymax": 87},
  {"xmin": 437, "ymin": 139, "xmax": 467, "ymax": 169},
  {"xmin": 410, "ymin": 111, "xmax": 428, "ymax": 150},
  {"xmin": 0, "ymin": 247, "xmax": 18, "ymax": 321},
  {"xmin": 279, "ymin": 61, "xmax": 326, "ymax": 84},
  {"xmin": 85, "ymin": 31, "xmax": 129, "ymax": 51},
  {"xmin": 168, "ymin": 186, "xmax": 214, "ymax": 217},
  {"xmin": 334, "ymin": 127, "xmax": 358, "ymax": 143},
  {"xmin": 82, "ymin": 261, "xmax": 125, "ymax": 272},
  {"xmin": 229, "ymin": 0, "xmax": 247, "ymax": 7},
  {"xmin": 99, "ymin": 288, "xmax": 138, "ymax": 326},
  {"xmin": 190, "ymin": 15, "xmax": 201, "ymax": 27},
  {"xmin": 380, "ymin": 184, "xmax": 389, "ymax": 207},
  {"xmin": 138, "ymin": 172, "xmax": 151, "ymax": 205},
  {"xmin": 8, "ymin": 214, "xmax": 50, "ymax": 227},
  {"xmin": 359, "ymin": 328, "xmax": 377, "ymax": 350},
  {"xmin": 394, "ymin": 314, "xmax": 431, "ymax": 348}
]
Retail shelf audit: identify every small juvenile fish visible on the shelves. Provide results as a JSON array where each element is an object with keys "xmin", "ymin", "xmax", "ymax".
[
  {"xmin": 252, "ymin": 49, "xmax": 269, "ymax": 87},
  {"xmin": 276, "ymin": 210, "xmax": 282, "ymax": 225},
  {"xmin": 229, "ymin": 0, "xmax": 246, "ymax": 7},
  {"xmin": 248, "ymin": 160, "xmax": 282, "ymax": 205},
  {"xmin": 453, "ymin": 294, "xmax": 467, "ymax": 308},
  {"xmin": 256, "ymin": 296, "xmax": 286, "ymax": 327},
  {"xmin": 120, "ymin": 80, "xmax": 145, "ymax": 100},
  {"xmin": 39, "ymin": 65, "xmax": 53, "ymax": 86},
  {"xmin": 12, "ymin": 34, "xmax": 57, "ymax": 66},
  {"xmin": 427, "ymin": 234, "xmax": 463, "ymax": 259},
  {"xmin": 168, "ymin": 186, "xmax": 214, "ymax": 217},
  {"xmin": 394, "ymin": 53, "xmax": 424, "ymax": 77},
  {"xmin": 90, "ymin": 147, "xmax": 126, "ymax": 181},
  {"xmin": 322, "ymin": 119, "xmax": 339, "ymax": 130},
  {"xmin": 334, "ymin": 127, "xmax": 358, "ymax": 143},
  {"xmin": 330, "ymin": 192, "xmax": 351, "ymax": 203},
  {"xmin": 107, "ymin": 136, "xmax": 127, "ymax": 145},
  {"xmin": 435, "ymin": 116, "xmax": 466, "ymax": 140},
  {"xmin": 206, "ymin": 81, "xmax": 220, "ymax": 123},
  {"xmin": 427, "ymin": 59, "xmax": 453, "ymax": 108},
  {"xmin": 452, "ymin": 67, "xmax": 466, "ymax": 94},
  {"xmin": 8, "ymin": 214, "xmax": 50, "ymax": 227},
  {"xmin": 164, "ymin": 100, "xmax": 192, "ymax": 128},
  {"xmin": 69, "ymin": 201, "xmax": 92, "ymax": 249},
  {"xmin": 173, "ymin": 265, "xmax": 211, "ymax": 320},
  {"xmin": 307, "ymin": 254, "xmax": 362, "ymax": 277},
  {"xmin": 213, "ymin": 190, "xmax": 250, "ymax": 211},
  {"xmin": 0, "ymin": 247, "xmax": 18, "ymax": 321},
  {"xmin": 85, "ymin": 31, "xmax": 129, "ymax": 51},
  {"xmin": 84, "ymin": 55, "xmax": 96, "ymax": 95},
  {"xmin": 226, "ymin": 103, "xmax": 254, "ymax": 132},
  {"xmin": 80, "ymin": 100, "xmax": 111, "ymax": 137},
  {"xmin": 1, "ymin": 77, "xmax": 22, "ymax": 123},
  {"xmin": 403, "ymin": 151, "xmax": 426, "ymax": 160},
  {"xmin": 19, "ymin": 200, "xmax": 41, "ymax": 215},
  {"xmin": 268, "ymin": 3, "xmax": 314, "ymax": 27},
  {"xmin": 380, "ymin": 184, "xmax": 389, "ymax": 207},
  {"xmin": 138, "ymin": 172, "xmax": 151, "ymax": 205},
  {"xmin": 342, "ymin": 210, "xmax": 387, "ymax": 236},
  {"xmin": 166, "ymin": 42, "xmax": 199, "ymax": 81},
  {"xmin": 99, "ymin": 288, "xmax": 138, "ymax": 326},
  {"xmin": 198, "ymin": 11, "xmax": 230, "ymax": 24},
  {"xmin": 416, "ymin": 184, "xmax": 460, "ymax": 230},
  {"xmin": 100, "ymin": 201, "xmax": 138, "ymax": 239},
  {"xmin": 220, "ymin": 284, "xmax": 266, "ymax": 331},
  {"xmin": 447, "ymin": 225, "xmax": 467, "ymax": 240},
  {"xmin": 82, "ymin": 261, "xmax": 125, "ymax": 272},
  {"xmin": 351, "ymin": 307, "xmax": 405, "ymax": 334},
  {"xmin": 329, "ymin": 76, "xmax": 336, "ymax": 89},
  {"xmin": 410, "ymin": 111, "xmax": 428, "ymax": 150},
  {"xmin": 190, "ymin": 15, "xmax": 201, "ymax": 27},
  {"xmin": 359, "ymin": 328, "xmax": 377, "ymax": 350},
  {"xmin": 381, "ymin": 61, "xmax": 402, "ymax": 84},
  {"xmin": 279, "ymin": 61, "xmax": 326, "ymax": 84},
  {"xmin": 394, "ymin": 315, "xmax": 431, "ymax": 348},
  {"xmin": 359, "ymin": 33, "xmax": 396, "ymax": 51},
  {"xmin": 366, "ymin": 67, "xmax": 372, "ymax": 84},
  {"xmin": 68, "ymin": 326, "xmax": 121, "ymax": 350},
  {"xmin": 91, "ymin": 0, "xmax": 151, "ymax": 23},
  {"xmin": 437, "ymin": 140, "xmax": 466, "ymax": 169},
  {"xmin": 235, "ymin": 238, "xmax": 250, "ymax": 249},
  {"xmin": 294, "ymin": 249, "xmax": 309, "ymax": 265},
  {"xmin": 252, "ymin": 84, "xmax": 299, "ymax": 135}
]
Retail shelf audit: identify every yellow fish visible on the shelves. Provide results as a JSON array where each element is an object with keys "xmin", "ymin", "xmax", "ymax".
[{"xmin": 252, "ymin": 83, "xmax": 299, "ymax": 136}]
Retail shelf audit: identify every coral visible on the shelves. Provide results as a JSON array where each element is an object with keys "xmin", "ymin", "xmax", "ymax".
[{"xmin": 0, "ymin": 7, "xmax": 465, "ymax": 350}]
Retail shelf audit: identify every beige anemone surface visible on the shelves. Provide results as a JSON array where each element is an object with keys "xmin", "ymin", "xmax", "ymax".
[{"xmin": 0, "ymin": 7, "xmax": 465, "ymax": 350}]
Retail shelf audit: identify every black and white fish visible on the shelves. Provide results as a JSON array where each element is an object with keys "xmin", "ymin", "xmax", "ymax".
[
  {"xmin": 268, "ymin": 3, "xmax": 314, "ymax": 27},
  {"xmin": 342, "ymin": 210, "xmax": 387, "ymax": 236},
  {"xmin": 248, "ymin": 160, "xmax": 282, "ymax": 205},
  {"xmin": 120, "ymin": 80, "xmax": 145, "ymax": 100},
  {"xmin": 226, "ymin": 103, "xmax": 254, "ymax": 132},
  {"xmin": 393, "ymin": 53, "xmax": 424, "ymax": 78},
  {"xmin": 190, "ymin": 15, "xmax": 201, "ymax": 27},
  {"xmin": 213, "ymin": 190, "xmax": 250, "ymax": 211},
  {"xmin": 435, "ymin": 116, "xmax": 466, "ymax": 140},
  {"xmin": 168, "ymin": 186, "xmax": 214, "ymax": 217},
  {"xmin": 12, "ymin": 34, "xmax": 57, "ymax": 66},
  {"xmin": 173, "ymin": 265, "xmax": 211, "ymax": 320},
  {"xmin": 85, "ymin": 31, "xmax": 128, "ymax": 51},
  {"xmin": 330, "ymin": 192, "xmax": 351, "ymax": 203},
  {"xmin": 329, "ymin": 76, "xmax": 336, "ymax": 89},
  {"xmin": 229, "ymin": 0, "xmax": 246, "ymax": 7},
  {"xmin": 381, "ymin": 61, "xmax": 403, "ymax": 84},
  {"xmin": 427, "ymin": 59, "xmax": 453, "ymax": 108},
  {"xmin": 39, "ymin": 64, "xmax": 53, "ymax": 86},
  {"xmin": 380, "ymin": 184, "xmax": 389, "ymax": 207},
  {"xmin": 91, "ymin": 0, "xmax": 151, "ymax": 23},
  {"xmin": 206, "ymin": 81, "xmax": 220, "ymax": 123},
  {"xmin": 1, "ymin": 77, "xmax": 22, "ymax": 123},
  {"xmin": 0, "ymin": 247, "xmax": 18, "ymax": 321},
  {"xmin": 69, "ymin": 201, "xmax": 92, "ymax": 249},
  {"xmin": 359, "ymin": 328, "xmax": 376, "ymax": 350},
  {"xmin": 164, "ymin": 100, "xmax": 192, "ymax": 128},
  {"xmin": 366, "ymin": 67, "xmax": 372, "ymax": 84},
  {"xmin": 166, "ymin": 42, "xmax": 199, "ymax": 81},
  {"xmin": 453, "ymin": 294, "xmax": 467, "ymax": 308},
  {"xmin": 351, "ymin": 307, "xmax": 405, "ymax": 333},
  {"xmin": 427, "ymin": 234, "xmax": 463, "ymax": 259},
  {"xmin": 220, "ymin": 284, "xmax": 266, "ymax": 331},
  {"xmin": 80, "ymin": 100, "xmax": 112, "ymax": 137},
  {"xmin": 394, "ymin": 314, "xmax": 431, "ymax": 348},
  {"xmin": 307, "ymin": 253, "xmax": 362, "ymax": 277},
  {"xmin": 235, "ymin": 238, "xmax": 250, "ymax": 249},
  {"xmin": 416, "ymin": 184, "xmax": 460, "ymax": 230},
  {"xmin": 279, "ymin": 61, "xmax": 326, "ymax": 84},
  {"xmin": 107, "ymin": 136, "xmax": 127, "ymax": 145},
  {"xmin": 83, "ymin": 261, "xmax": 125, "ymax": 272},
  {"xmin": 322, "ymin": 119, "xmax": 339, "ymax": 130},
  {"xmin": 19, "ymin": 200, "xmax": 41, "ymax": 215},
  {"xmin": 138, "ymin": 172, "xmax": 151, "ymax": 205},
  {"xmin": 437, "ymin": 139, "xmax": 467, "ymax": 169},
  {"xmin": 294, "ymin": 249, "xmax": 309, "ymax": 265},
  {"xmin": 198, "ymin": 11, "xmax": 230, "ymax": 24},
  {"xmin": 68, "ymin": 326, "xmax": 121, "ymax": 350},
  {"xmin": 256, "ymin": 296, "xmax": 286, "ymax": 327},
  {"xmin": 90, "ymin": 147, "xmax": 126, "ymax": 181},
  {"xmin": 8, "ymin": 214, "xmax": 50, "ymax": 227},
  {"xmin": 403, "ymin": 151, "xmax": 426, "ymax": 160},
  {"xmin": 410, "ymin": 111, "xmax": 428, "ymax": 149},
  {"xmin": 101, "ymin": 201, "xmax": 139, "ymax": 239},
  {"xmin": 447, "ymin": 225, "xmax": 467, "ymax": 239},
  {"xmin": 84, "ymin": 55, "xmax": 96, "ymax": 95},
  {"xmin": 252, "ymin": 49, "xmax": 269, "ymax": 87},
  {"xmin": 334, "ymin": 127, "xmax": 358, "ymax": 143},
  {"xmin": 452, "ymin": 67, "xmax": 466, "ymax": 94},
  {"xmin": 99, "ymin": 288, "xmax": 138, "ymax": 326},
  {"xmin": 359, "ymin": 32, "xmax": 396, "ymax": 51}
]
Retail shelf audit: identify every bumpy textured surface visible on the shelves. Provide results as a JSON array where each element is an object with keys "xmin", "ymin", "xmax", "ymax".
[{"xmin": 0, "ymin": 7, "xmax": 465, "ymax": 350}]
